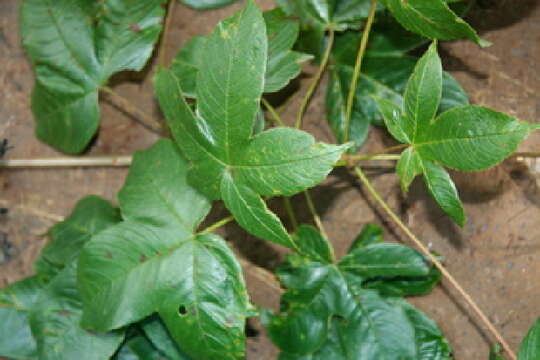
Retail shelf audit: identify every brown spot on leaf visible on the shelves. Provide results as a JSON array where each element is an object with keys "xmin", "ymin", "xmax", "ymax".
[
  {"xmin": 139, "ymin": 254, "xmax": 148, "ymax": 263},
  {"xmin": 105, "ymin": 251, "xmax": 113, "ymax": 259},
  {"xmin": 129, "ymin": 24, "xmax": 141, "ymax": 33}
]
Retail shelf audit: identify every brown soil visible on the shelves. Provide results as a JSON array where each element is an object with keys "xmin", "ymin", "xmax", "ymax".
[{"xmin": 1, "ymin": 1, "xmax": 539, "ymax": 359}]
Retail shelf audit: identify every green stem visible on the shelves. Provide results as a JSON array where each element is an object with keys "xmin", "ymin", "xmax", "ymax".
[
  {"xmin": 353, "ymin": 166, "xmax": 517, "ymax": 360},
  {"xmin": 198, "ymin": 216, "xmax": 235, "ymax": 234},
  {"xmin": 262, "ymin": 98, "xmax": 285, "ymax": 127},
  {"xmin": 304, "ymin": 190, "xmax": 329, "ymax": 240},
  {"xmin": 514, "ymin": 151, "xmax": 540, "ymax": 158},
  {"xmin": 283, "ymin": 197, "xmax": 298, "ymax": 231},
  {"xmin": 295, "ymin": 28, "xmax": 335, "ymax": 129},
  {"xmin": 343, "ymin": 0, "xmax": 378, "ymax": 143}
]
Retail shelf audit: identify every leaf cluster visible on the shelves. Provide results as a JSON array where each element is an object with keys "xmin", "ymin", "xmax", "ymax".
[{"xmin": 7, "ymin": 0, "xmax": 540, "ymax": 359}]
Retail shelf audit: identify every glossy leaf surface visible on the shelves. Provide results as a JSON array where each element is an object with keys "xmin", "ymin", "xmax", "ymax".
[
  {"xmin": 35, "ymin": 196, "xmax": 121, "ymax": 277},
  {"xmin": 78, "ymin": 140, "xmax": 249, "ymax": 360},
  {"xmin": 294, "ymin": 225, "xmax": 334, "ymax": 264},
  {"xmin": 179, "ymin": 0, "xmax": 238, "ymax": 10},
  {"xmin": 141, "ymin": 316, "xmax": 191, "ymax": 360},
  {"xmin": 30, "ymin": 262, "xmax": 124, "ymax": 360},
  {"xmin": 20, "ymin": 0, "xmax": 166, "ymax": 153},
  {"xmin": 265, "ymin": 226, "xmax": 448, "ymax": 359},
  {"xmin": 0, "ymin": 276, "xmax": 45, "ymax": 359},
  {"xmin": 384, "ymin": 0, "xmax": 487, "ymax": 46},
  {"xmin": 156, "ymin": 2, "xmax": 348, "ymax": 248}
]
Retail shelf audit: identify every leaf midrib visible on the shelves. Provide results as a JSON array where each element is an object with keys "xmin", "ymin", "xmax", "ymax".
[{"xmin": 412, "ymin": 127, "xmax": 527, "ymax": 148}]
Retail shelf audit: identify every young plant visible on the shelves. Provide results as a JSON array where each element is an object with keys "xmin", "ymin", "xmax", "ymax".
[{"xmin": 2, "ymin": 0, "xmax": 540, "ymax": 359}]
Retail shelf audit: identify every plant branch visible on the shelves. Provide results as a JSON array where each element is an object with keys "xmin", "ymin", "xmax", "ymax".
[
  {"xmin": 262, "ymin": 98, "xmax": 285, "ymax": 127},
  {"xmin": 158, "ymin": 0, "xmax": 176, "ymax": 66},
  {"xmin": 343, "ymin": 0, "xmax": 378, "ymax": 143},
  {"xmin": 198, "ymin": 216, "xmax": 235, "ymax": 234},
  {"xmin": 353, "ymin": 166, "xmax": 517, "ymax": 360},
  {"xmin": 295, "ymin": 28, "xmax": 335, "ymax": 129},
  {"xmin": 101, "ymin": 86, "xmax": 163, "ymax": 132},
  {"xmin": 0, "ymin": 156, "xmax": 133, "ymax": 168},
  {"xmin": 283, "ymin": 197, "xmax": 298, "ymax": 231},
  {"xmin": 514, "ymin": 151, "xmax": 540, "ymax": 158},
  {"xmin": 347, "ymin": 144, "xmax": 408, "ymax": 161},
  {"xmin": 303, "ymin": 190, "xmax": 328, "ymax": 239}
]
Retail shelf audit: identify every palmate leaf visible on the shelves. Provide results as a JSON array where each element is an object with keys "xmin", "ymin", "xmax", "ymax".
[
  {"xmin": 264, "ymin": 225, "xmax": 449, "ymax": 359},
  {"xmin": 327, "ymin": 21, "xmax": 469, "ymax": 150},
  {"xmin": 30, "ymin": 262, "xmax": 125, "ymax": 360},
  {"xmin": 178, "ymin": 0, "xmax": 238, "ymax": 10},
  {"xmin": 170, "ymin": 8, "xmax": 311, "ymax": 98},
  {"xmin": 519, "ymin": 318, "xmax": 540, "ymax": 360},
  {"xmin": 155, "ymin": 1, "xmax": 349, "ymax": 249},
  {"xmin": 35, "ymin": 196, "xmax": 121, "ymax": 278},
  {"xmin": 78, "ymin": 139, "xmax": 250, "ymax": 360},
  {"xmin": 375, "ymin": 42, "xmax": 533, "ymax": 225},
  {"xmin": 20, "ymin": 0, "xmax": 166, "ymax": 153},
  {"xmin": 383, "ymin": 0, "xmax": 489, "ymax": 46}
]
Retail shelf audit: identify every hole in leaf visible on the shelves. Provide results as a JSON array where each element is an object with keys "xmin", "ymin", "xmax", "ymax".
[
  {"xmin": 178, "ymin": 305, "xmax": 188, "ymax": 316},
  {"xmin": 245, "ymin": 319, "xmax": 259, "ymax": 338}
]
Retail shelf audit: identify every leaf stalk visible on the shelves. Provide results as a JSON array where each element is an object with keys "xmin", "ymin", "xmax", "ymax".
[
  {"xmin": 343, "ymin": 0, "xmax": 378, "ymax": 143},
  {"xmin": 295, "ymin": 28, "xmax": 335, "ymax": 129}
]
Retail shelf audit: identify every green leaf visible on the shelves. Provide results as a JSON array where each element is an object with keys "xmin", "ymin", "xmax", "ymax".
[
  {"xmin": 118, "ymin": 140, "xmax": 211, "ymax": 234},
  {"xmin": 170, "ymin": 8, "xmax": 311, "ymax": 98},
  {"xmin": 35, "ymin": 196, "xmax": 121, "ymax": 278},
  {"xmin": 328, "ymin": 26, "xmax": 468, "ymax": 150},
  {"xmin": 277, "ymin": 0, "xmax": 378, "ymax": 31},
  {"xmin": 115, "ymin": 335, "xmax": 165, "ymax": 360},
  {"xmin": 294, "ymin": 225, "xmax": 334, "ymax": 264},
  {"xmin": 141, "ymin": 316, "xmax": 191, "ymax": 360},
  {"xmin": 420, "ymin": 159, "xmax": 465, "ymax": 226},
  {"xmin": 221, "ymin": 172, "xmax": 293, "ymax": 248},
  {"xmin": 263, "ymin": 8, "xmax": 313, "ymax": 93},
  {"xmin": 265, "ymin": 228, "xmax": 448, "ymax": 359},
  {"xmin": 347, "ymin": 223, "xmax": 384, "ymax": 251},
  {"xmin": 78, "ymin": 140, "xmax": 249, "ymax": 360},
  {"xmin": 363, "ymin": 265, "xmax": 441, "ymax": 297},
  {"xmin": 20, "ymin": 0, "xmax": 166, "ymax": 153},
  {"xmin": 30, "ymin": 262, "xmax": 124, "ymax": 360},
  {"xmin": 439, "ymin": 72, "xmax": 469, "ymax": 114},
  {"xmin": 398, "ymin": 299, "xmax": 452, "ymax": 359},
  {"xmin": 415, "ymin": 106, "xmax": 530, "ymax": 171},
  {"xmin": 339, "ymin": 243, "xmax": 432, "ymax": 278},
  {"xmin": 396, "ymin": 147, "xmax": 423, "ymax": 192},
  {"xmin": 178, "ymin": 0, "xmax": 238, "ymax": 10},
  {"xmin": 518, "ymin": 318, "xmax": 540, "ymax": 360},
  {"xmin": 0, "ymin": 276, "xmax": 46, "ymax": 359},
  {"xmin": 404, "ymin": 42, "xmax": 442, "ymax": 142},
  {"xmin": 170, "ymin": 36, "xmax": 206, "ymax": 98},
  {"xmin": 155, "ymin": 2, "xmax": 349, "ymax": 248},
  {"xmin": 386, "ymin": 44, "xmax": 529, "ymax": 225},
  {"xmin": 383, "ymin": 0, "xmax": 488, "ymax": 46},
  {"xmin": 374, "ymin": 96, "xmax": 410, "ymax": 144}
]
